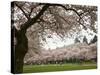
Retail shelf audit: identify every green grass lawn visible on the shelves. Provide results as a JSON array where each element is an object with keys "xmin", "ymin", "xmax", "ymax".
[{"xmin": 23, "ymin": 63, "xmax": 97, "ymax": 73}]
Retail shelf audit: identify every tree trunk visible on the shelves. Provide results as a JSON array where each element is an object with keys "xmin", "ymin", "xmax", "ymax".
[
  {"xmin": 12, "ymin": 28, "xmax": 28, "ymax": 73},
  {"xmin": 11, "ymin": 2, "xmax": 50, "ymax": 74}
]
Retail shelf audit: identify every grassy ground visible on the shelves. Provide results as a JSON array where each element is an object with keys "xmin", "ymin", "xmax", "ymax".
[{"xmin": 23, "ymin": 63, "xmax": 97, "ymax": 73}]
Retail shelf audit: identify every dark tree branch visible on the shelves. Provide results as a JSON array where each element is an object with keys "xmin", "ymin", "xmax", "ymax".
[
  {"xmin": 51, "ymin": 4, "xmax": 88, "ymax": 30},
  {"xmin": 20, "ymin": 3, "xmax": 94, "ymax": 32},
  {"xmin": 49, "ymin": 4, "xmax": 87, "ymax": 30},
  {"xmin": 28, "ymin": 4, "xmax": 40, "ymax": 17},
  {"xmin": 21, "ymin": 4, "xmax": 50, "ymax": 31},
  {"xmin": 14, "ymin": 2, "xmax": 30, "ymax": 20},
  {"xmin": 28, "ymin": 8, "xmax": 34, "ymax": 17},
  {"xmin": 20, "ymin": 3, "xmax": 84, "ymax": 31},
  {"xmin": 50, "ymin": 4, "xmax": 80, "ymax": 17}
]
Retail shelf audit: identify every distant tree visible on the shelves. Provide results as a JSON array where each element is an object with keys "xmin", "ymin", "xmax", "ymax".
[
  {"xmin": 90, "ymin": 35, "xmax": 97, "ymax": 44},
  {"xmin": 83, "ymin": 36, "xmax": 88, "ymax": 44},
  {"xmin": 75, "ymin": 37, "xmax": 80, "ymax": 43}
]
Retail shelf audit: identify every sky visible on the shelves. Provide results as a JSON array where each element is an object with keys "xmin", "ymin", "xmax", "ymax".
[{"xmin": 43, "ymin": 35, "xmax": 74, "ymax": 50}]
